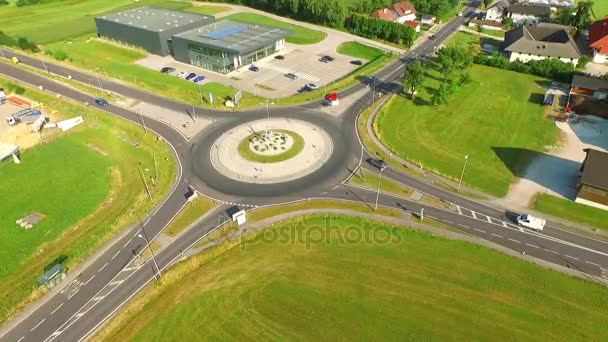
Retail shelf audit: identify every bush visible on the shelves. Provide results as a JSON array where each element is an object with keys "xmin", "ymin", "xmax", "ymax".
[
  {"xmin": 0, "ymin": 0, "xmax": 9, "ymax": 5},
  {"xmin": 53, "ymin": 50, "xmax": 68, "ymax": 61},
  {"xmin": 345, "ymin": 13, "xmax": 415, "ymax": 47},
  {"xmin": 577, "ymin": 55, "xmax": 591, "ymax": 69},
  {"xmin": 16, "ymin": 37, "xmax": 40, "ymax": 52},
  {"xmin": 6, "ymin": 82, "xmax": 26, "ymax": 95},
  {"xmin": 0, "ymin": 31, "xmax": 16, "ymax": 47},
  {"xmin": 16, "ymin": 0, "xmax": 40, "ymax": 7},
  {"xmin": 474, "ymin": 53, "xmax": 577, "ymax": 83}
]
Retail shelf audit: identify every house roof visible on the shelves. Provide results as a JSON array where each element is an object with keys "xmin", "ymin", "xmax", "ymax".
[
  {"xmin": 403, "ymin": 21, "xmax": 420, "ymax": 29},
  {"xmin": 390, "ymin": 1, "xmax": 416, "ymax": 17},
  {"xmin": 96, "ymin": 6, "xmax": 213, "ymax": 32},
  {"xmin": 503, "ymin": 23, "xmax": 581, "ymax": 59},
  {"xmin": 589, "ymin": 18, "xmax": 608, "ymax": 53},
  {"xmin": 487, "ymin": 0, "xmax": 510, "ymax": 12},
  {"xmin": 470, "ymin": 19, "xmax": 504, "ymax": 28},
  {"xmin": 580, "ymin": 149, "xmax": 608, "ymax": 190},
  {"xmin": 508, "ymin": 3, "xmax": 551, "ymax": 16},
  {"xmin": 571, "ymin": 75, "xmax": 608, "ymax": 92},
  {"xmin": 371, "ymin": 8, "xmax": 397, "ymax": 21}
]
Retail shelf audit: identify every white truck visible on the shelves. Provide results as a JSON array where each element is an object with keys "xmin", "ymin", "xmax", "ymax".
[{"xmin": 516, "ymin": 214, "xmax": 546, "ymax": 231}]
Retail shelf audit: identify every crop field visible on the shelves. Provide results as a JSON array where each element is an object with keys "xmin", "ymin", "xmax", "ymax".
[
  {"xmin": 0, "ymin": 78, "xmax": 176, "ymax": 324},
  {"xmin": 376, "ymin": 64, "xmax": 558, "ymax": 196},
  {"xmin": 96, "ymin": 215, "xmax": 608, "ymax": 341}
]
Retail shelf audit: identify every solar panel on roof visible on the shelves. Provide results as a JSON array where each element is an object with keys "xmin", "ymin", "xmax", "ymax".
[{"xmin": 202, "ymin": 25, "xmax": 248, "ymax": 40}]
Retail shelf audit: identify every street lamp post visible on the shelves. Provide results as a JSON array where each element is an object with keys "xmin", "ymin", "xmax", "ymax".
[
  {"xmin": 260, "ymin": 99, "xmax": 274, "ymax": 135},
  {"xmin": 42, "ymin": 60, "xmax": 49, "ymax": 74},
  {"xmin": 94, "ymin": 68, "xmax": 104, "ymax": 93},
  {"xmin": 374, "ymin": 168, "xmax": 384, "ymax": 212},
  {"xmin": 137, "ymin": 231, "xmax": 161, "ymax": 280},
  {"xmin": 0, "ymin": 49, "xmax": 6, "ymax": 60},
  {"xmin": 457, "ymin": 155, "xmax": 469, "ymax": 192}
]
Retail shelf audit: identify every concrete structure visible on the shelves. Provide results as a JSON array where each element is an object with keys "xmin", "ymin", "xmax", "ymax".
[
  {"xmin": 589, "ymin": 18, "xmax": 608, "ymax": 64},
  {"xmin": 503, "ymin": 23, "xmax": 581, "ymax": 65},
  {"xmin": 485, "ymin": 0, "xmax": 510, "ymax": 22},
  {"xmin": 371, "ymin": 1, "xmax": 417, "ymax": 23},
  {"xmin": 576, "ymin": 149, "xmax": 608, "ymax": 210},
  {"xmin": 172, "ymin": 20, "xmax": 291, "ymax": 74},
  {"xmin": 507, "ymin": 3, "xmax": 551, "ymax": 26},
  {"xmin": 95, "ymin": 6, "xmax": 214, "ymax": 56}
]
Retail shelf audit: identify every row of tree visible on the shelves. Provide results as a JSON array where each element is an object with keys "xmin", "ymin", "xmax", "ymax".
[
  {"xmin": 351, "ymin": 0, "xmax": 460, "ymax": 17},
  {"xmin": 549, "ymin": 0, "xmax": 595, "ymax": 30},
  {"xmin": 474, "ymin": 53, "xmax": 577, "ymax": 83},
  {"xmin": 0, "ymin": 30, "xmax": 39, "ymax": 53},
  {"xmin": 346, "ymin": 13, "xmax": 416, "ymax": 47}
]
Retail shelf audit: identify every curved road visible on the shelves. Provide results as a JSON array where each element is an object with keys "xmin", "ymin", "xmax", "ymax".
[{"xmin": 1, "ymin": 2, "xmax": 607, "ymax": 341}]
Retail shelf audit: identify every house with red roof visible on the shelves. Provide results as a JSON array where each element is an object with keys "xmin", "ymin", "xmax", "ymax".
[
  {"xmin": 403, "ymin": 21, "xmax": 421, "ymax": 32},
  {"xmin": 589, "ymin": 18, "xmax": 608, "ymax": 64},
  {"xmin": 370, "ymin": 1, "xmax": 417, "ymax": 24}
]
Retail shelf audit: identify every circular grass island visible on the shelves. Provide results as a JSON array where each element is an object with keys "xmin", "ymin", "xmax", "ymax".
[{"xmin": 238, "ymin": 129, "xmax": 305, "ymax": 163}]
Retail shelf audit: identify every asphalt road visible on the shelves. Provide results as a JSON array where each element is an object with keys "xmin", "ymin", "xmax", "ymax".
[{"xmin": 1, "ymin": 1, "xmax": 607, "ymax": 341}]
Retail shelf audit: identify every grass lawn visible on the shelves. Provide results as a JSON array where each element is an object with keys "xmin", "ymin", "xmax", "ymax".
[
  {"xmin": 94, "ymin": 215, "xmax": 608, "ymax": 341},
  {"xmin": 164, "ymin": 198, "xmax": 217, "ymax": 237},
  {"xmin": 223, "ymin": 13, "xmax": 326, "ymax": 45},
  {"xmin": 532, "ymin": 194, "xmax": 608, "ymax": 231},
  {"xmin": 350, "ymin": 169, "xmax": 414, "ymax": 198},
  {"xmin": 186, "ymin": 5, "xmax": 231, "ymax": 15},
  {"xmin": 376, "ymin": 64, "xmax": 558, "ymax": 197},
  {"xmin": 594, "ymin": 1, "xmax": 608, "ymax": 18},
  {"xmin": 336, "ymin": 41, "xmax": 386, "ymax": 60},
  {"xmin": 0, "ymin": 77, "xmax": 176, "ymax": 324},
  {"xmin": 446, "ymin": 31, "xmax": 502, "ymax": 50},
  {"xmin": 237, "ymin": 130, "xmax": 304, "ymax": 163}
]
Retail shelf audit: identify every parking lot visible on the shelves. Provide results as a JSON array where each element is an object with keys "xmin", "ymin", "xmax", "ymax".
[{"xmin": 136, "ymin": 42, "xmax": 370, "ymax": 98}]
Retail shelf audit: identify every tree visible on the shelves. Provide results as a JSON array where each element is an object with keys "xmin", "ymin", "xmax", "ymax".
[
  {"xmin": 502, "ymin": 17, "xmax": 514, "ymax": 29},
  {"xmin": 571, "ymin": 0, "xmax": 594, "ymax": 30},
  {"xmin": 0, "ymin": 0, "xmax": 9, "ymax": 5},
  {"xmin": 402, "ymin": 61, "xmax": 425, "ymax": 99},
  {"xmin": 431, "ymin": 83, "xmax": 450, "ymax": 107},
  {"xmin": 483, "ymin": 0, "xmax": 492, "ymax": 9}
]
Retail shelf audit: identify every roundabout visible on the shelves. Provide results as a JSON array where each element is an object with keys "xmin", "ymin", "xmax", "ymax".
[{"xmin": 210, "ymin": 118, "xmax": 334, "ymax": 184}]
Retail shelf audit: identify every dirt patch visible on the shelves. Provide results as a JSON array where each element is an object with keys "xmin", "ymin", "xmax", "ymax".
[{"xmin": 87, "ymin": 143, "xmax": 108, "ymax": 156}]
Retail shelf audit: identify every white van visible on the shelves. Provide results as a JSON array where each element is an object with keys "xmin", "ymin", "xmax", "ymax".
[{"xmin": 516, "ymin": 214, "xmax": 546, "ymax": 231}]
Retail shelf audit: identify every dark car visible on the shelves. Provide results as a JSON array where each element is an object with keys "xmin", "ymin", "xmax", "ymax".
[
  {"xmin": 305, "ymin": 83, "xmax": 318, "ymax": 91},
  {"xmin": 320, "ymin": 55, "xmax": 335, "ymax": 63},
  {"xmin": 368, "ymin": 158, "xmax": 388, "ymax": 171},
  {"xmin": 274, "ymin": 55, "xmax": 285, "ymax": 60},
  {"xmin": 285, "ymin": 73, "xmax": 298, "ymax": 80},
  {"xmin": 160, "ymin": 67, "xmax": 176, "ymax": 74},
  {"xmin": 185, "ymin": 72, "xmax": 196, "ymax": 80},
  {"xmin": 249, "ymin": 65, "xmax": 260, "ymax": 72},
  {"xmin": 350, "ymin": 60, "xmax": 363, "ymax": 66},
  {"xmin": 193, "ymin": 75, "xmax": 206, "ymax": 83},
  {"xmin": 94, "ymin": 97, "xmax": 109, "ymax": 107},
  {"xmin": 429, "ymin": 35, "xmax": 436, "ymax": 40}
]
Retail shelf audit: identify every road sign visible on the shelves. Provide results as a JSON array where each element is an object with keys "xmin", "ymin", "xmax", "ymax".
[{"xmin": 234, "ymin": 90, "xmax": 242, "ymax": 104}]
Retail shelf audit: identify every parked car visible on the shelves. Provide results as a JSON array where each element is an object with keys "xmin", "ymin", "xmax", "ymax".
[
  {"xmin": 429, "ymin": 35, "xmax": 436, "ymax": 40},
  {"xmin": 516, "ymin": 214, "xmax": 546, "ymax": 231},
  {"xmin": 305, "ymin": 83, "xmax": 318, "ymax": 91},
  {"xmin": 185, "ymin": 72, "xmax": 197, "ymax": 80},
  {"xmin": 249, "ymin": 65, "xmax": 260, "ymax": 72},
  {"xmin": 285, "ymin": 73, "xmax": 298, "ymax": 80},
  {"xmin": 350, "ymin": 60, "xmax": 363, "ymax": 66},
  {"xmin": 160, "ymin": 66, "xmax": 176, "ymax": 74},
  {"xmin": 176, "ymin": 71, "xmax": 187, "ymax": 78},
  {"xmin": 274, "ymin": 55, "xmax": 285, "ymax": 60},
  {"xmin": 368, "ymin": 158, "xmax": 388, "ymax": 171},
  {"xmin": 320, "ymin": 55, "xmax": 335, "ymax": 63},
  {"xmin": 457, "ymin": 11, "xmax": 463, "ymax": 16},
  {"xmin": 193, "ymin": 75, "xmax": 206, "ymax": 83},
  {"xmin": 94, "ymin": 97, "xmax": 109, "ymax": 107}
]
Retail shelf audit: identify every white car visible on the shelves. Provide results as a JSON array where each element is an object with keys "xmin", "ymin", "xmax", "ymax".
[
  {"xmin": 458, "ymin": 12, "xmax": 463, "ymax": 16},
  {"xmin": 176, "ymin": 71, "xmax": 187, "ymax": 78},
  {"xmin": 516, "ymin": 214, "xmax": 546, "ymax": 231}
]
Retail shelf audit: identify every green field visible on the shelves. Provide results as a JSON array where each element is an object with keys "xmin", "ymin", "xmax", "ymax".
[
  {"xmin": 0, "ymin": 78, "xmax": 176, "ymax": 324},
  {"xmin": 224, "ymin": 12, "xmax": 327, "ymax": 45},
  {"xmin": 533, "ymin": 194, "xmax": 608, "ymax": 231},
  {"xmin": 336, "ymin": 41, "xmax": 386, "ymax": 60},
  {"xmin": 165, "ymin": 198, "xmax": 216, "ymax": 237},
  {"xmin": 0, "ymin": 0, "xmax": 229, "ymax": 44},
  {"xmin": 594, "ymin": 1, "xmax": 608, "ymax": 18},
  {"xmin": 376, "ymin": 64, "xmax": 558, "ymax": 197},
  {"xmin": 95, "ymin": 215, "xmax": 608, "ymax": 341},
  {"xmin": 237, "ymin": 130, "xmax": 305, "ymax": 163}
]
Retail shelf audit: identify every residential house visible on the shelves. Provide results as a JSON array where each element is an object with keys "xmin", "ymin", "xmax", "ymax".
[
  {"xmin": 371, "ymin": 1, "xmax": 416, "ymax": 23},
  {"xmin": 421, "ymin": 15, "xmax": 436, "ymax": 26},
  {"xmin": 568, "ymin": 75, "xmax": 608, "ymax": 118},
  {"xmin": 503, "ymin": 23, "xmax": 581, "ymax": 65},
  {"xmin": 589, "ymin": 18, "xmax": 608, "ymax": 64},
  {"xmin": 576, "ymin": 149, "xmax": 608, "ymax": 211},
  {"xmin": 403, "ymin": 21, "xmax": 421, "ymax": 32},
  {"xmin": 507, "ymin": 3, "xmax": 551, "ymax": 25},
  {"xmin": 523, "ymin": 0, "xmax": 574, "ymax": 8},
  {"xmin": 485, "ymin": 0, "xmax": 510, "ymax": 22}
]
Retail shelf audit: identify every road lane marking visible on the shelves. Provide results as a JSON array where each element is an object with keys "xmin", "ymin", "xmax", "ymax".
[
  {"xmin": 31, "ymin": 318, "xmax": 45, "ymax": 331},
  {"xmin": 122, "ymin": 238, "xmax": 132, "ymax": 249},
  {"xmin": 585, "ymin": 261, "xmax": 601, "ymax": 267},
  {"xmin": 491, "ymin": 233, "xmax": 502, "ymax": 238},
  {"xmin": 471, "ymin": 211, "xmax": 477, "ymax": 219},
  {"xmin": 50, "ymin": 331, "xmax": 61, "ymax": 337},
  {"xmin": 109, "ymin": 280, "xmax": 124, "ymax": 286},
  {"xmin": 93, "ymin": 295, "xmax": 106, "ymax": 302},
  {"xmin": 486, "ymin": 216, "xmax": 492, "ymax": 223},
  {"xmin": 502, "ymin": 222, "xmax": 508, "ymax": 228},
  {"xmin": 444, "ymin": 220, "xmax": 453, "ymax": 224},
  {"xmin": 457, "ymin": 224, "xmax": 468, "ymax": 228},
  {"xmin": 526, "ymin": 243, "xmax": 539, "ymax": 248},
  {"xmin": 544, "ymin": 249, "xmax": 559, "ymax": 254},
  {"xmin": 50, "ymin": 303, "xmax": 64, "ymax": 315},
  {"xmin": 67, "ymin": 289, "xmax": 80, "ymax": 300},
  {"xmin": 84, "ymin": 275, "xmax": 95, "ymax": 286},
  {"xmin": 565, "ymin": 255, "xmax": 580, "ymax": 261},
  {"xmin": 111, "ymin": 250, "xmax": 120, "ymax": 260},
  {"xmin": 508, "ymin": 238, "xmax": 521, "ymax": 243},
  {"xmin": 456, "ymin": 206, "xmax": 462, "ymax": 215},
  {"xmin": 98, "ymin": 262, "xmax": 108, "ymax": 272},
  {"xmin": 17, "ymin": 336, "xmax": 24, "ymax": 342},
  {"xmin": 75, "ymin": 313, "xmax": 84, "ymax": 318},
  {"xmin": 474, "ymin": 228, "xmax": 485, "ymax": 233}
]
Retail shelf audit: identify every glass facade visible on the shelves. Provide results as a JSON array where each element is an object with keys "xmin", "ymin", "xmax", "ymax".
[{"xmin": 187, "ymin": 42, "xmax": 278, "ymax": 74}]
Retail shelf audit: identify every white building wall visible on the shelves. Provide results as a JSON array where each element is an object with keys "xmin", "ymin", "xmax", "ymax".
[
  {"xmin": 592, "ymin": 50, "xmax": 607, "ymax": 64},
  {"xmin": 575, "ymin": 197, "xmax": 608, "ymax": 211},
  {"xmin": 509, "ymin": 51, "xmax": 578, "ymax": 65},
  {"xmin": 396, "ymin": 13, "xmax": 416, "ymax": 23},
  {"xmin": 486, "ymin": 8, "xmax": 504, "ymax": 22}
]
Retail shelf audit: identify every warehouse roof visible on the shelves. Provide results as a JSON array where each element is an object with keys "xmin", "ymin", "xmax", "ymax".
[
  {"xmin": 173, "ymin": 19, "xmax": 293, "ymax": 54},
  {"xmin": 96, "ymin": 6, "xmax": 213, "ymax": 32},
  {"xmin": 580, "ymin": 149, "xmax": 608, "ymax": 190}
]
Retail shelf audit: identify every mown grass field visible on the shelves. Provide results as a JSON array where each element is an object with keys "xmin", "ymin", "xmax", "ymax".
[
  {"xmin": 95, "ymin": 215, "xmax": 608, "ymax": 341},
  {"xmin": 594, "ymin": 1, "xmax": 608, "ymax": 18},
  {"xmin": 376, "ymin": 64, "xmax": 558, "ymax": 197},
  {"xmin": 224, "ymin": 12, "xmax": 327, "ymax": 45},
  {"xmin": 532, "ymin": 194, "xmax": 608, "ymax": 231},
  {"xmin": 237, "ymin": 130, "xmax": 304, "ymax": 163},
  {"xmin": 337, "ymin": 41, "xmax": 387, "ymax": 60},
  {"xmin": 164, "ymin": 197, "xmax": 217, "ymax": 237},
  {"xmin": 0, "ymin": 78, "xmax": 176, "ymax": 324}
]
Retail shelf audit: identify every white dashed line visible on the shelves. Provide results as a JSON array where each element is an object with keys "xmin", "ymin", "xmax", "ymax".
[
  {"xmin": 456, "ymin": 206, "xmax": 462, "ymax": 215},
  {"xmin": 75, "ymin": 313, "xmax": 84, "ymax": 318},
  {"xmin": 122, "ymin": 238, "xmax": 132, "ymax": 249},
  {"xmin": 109, "ymin": 280, "xmax": 124, "ymax": 286},
  {"xmin": 565, "ymin": 255, "xmax": 580, "ymax": 261},
  {"xmin": 111, "ymin": 250, "xmax": 120, "ymax": 260},
  {"xmin": 502, "ymin": 222, "xmax": 508, "ymax": 228},
  {"xmin": 544, "ymin": 249, "xmax": 559, "ymax": 254},
  {"xmin": 491, "ymin": 233, "xmax": 502, "ymax": 238},
  {"xmin": 486, "ymin": 216, "xmax": 492, "ymax": 223},
  {"xmin": 471, "ymin": 211, "xmax": 477, "ymax": 219},
  {"xmin": 444, "ymin": 220, "xmax": 453, "ymax": 224},
  {"xmin": 93, "ymin": 295, "xmax": 106, "ymax": 302},
  {"xmin": 50, "ymin": 303, "xmax": 64, "ymax": 315},
  {"xmin": 585, "ymin": 261, "xmax": 601, "ymax": 267},
  {"xmin": 17, "ymin": 336, "xmax": 25, "ymax": 342},
  {"xmin": 98, "ymin": 262, "xmax": 108, "ymax": 272},
  {"xmin": 67, "ymin": 289, "xmax": 80, "ymax": 300},
  {"xmin": 31, "ymin": 318, "xmax": 45, "ymax": 331},
  {"xmin": 457, "ymin": 224, "xmax": 468, "ymax": 228},
  {"xmin": 526, "ymin": 243, "xmax": 539, "ymax": 248},
  {"xmin": 84, "ymin": 275, "xmax": 95, "ymax": 286},
  {"xmin": 473, "ymin": 228, "xmax": 485, "ymax": 233},
  {"xmin": 508, "ymin": 238, "xmax": 521, "ymax": 243}
]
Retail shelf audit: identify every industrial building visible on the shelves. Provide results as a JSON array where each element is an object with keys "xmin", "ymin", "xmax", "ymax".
[
  {"xmin": 95, "ymin": 7, "xmax": 292, "ymax": 74},
  {"xmin": 95, "ymin": 6, "xmax": 215, "ymax": 56}
]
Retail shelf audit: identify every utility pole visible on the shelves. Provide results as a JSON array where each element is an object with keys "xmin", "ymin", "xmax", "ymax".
[
  {"xmin": 374, "ymin": 168, "xmax": 384, "ymax": 212},
  {"xmin": 42, "ymin": 60, "xmax": 49, "ymax": 74},
  {"xmin": 137, "ymin": 227, "xmax": 161, "ymax": 280},
  {"xmin": 458, "ymin": 155, "xmax": 469, "ymax": 192},
  {"xmin": 94, "ymin": 68, "xmax": 103, "ymax": 93},
  {"xmin": 138, "ymin": 163, "xmax": 153, "ymax": 203},
  {"xmin": 0, "ymin": 49, "xmax": 6, "ymax": 60}
]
